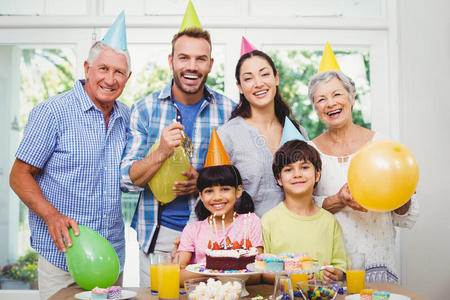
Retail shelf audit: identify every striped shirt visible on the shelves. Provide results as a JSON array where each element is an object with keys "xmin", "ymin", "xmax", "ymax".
[
  {"xmin": 15, "ymin": 80, "xmax": 130, "ymax": 272},
  {"xmin": 120, "ymin": 80, "xmax": 235, "ymax": 254}
]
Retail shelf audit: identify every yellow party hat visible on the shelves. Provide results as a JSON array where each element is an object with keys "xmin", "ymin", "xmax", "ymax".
[
  {"xmin": 204, "ymin": 128, "xmax": 232, "ymax": 167},
  {"xmin": 318, "ymin": 42, "xmax": 341, "ymax": 73},
  {"xmin": 179, "ymin": 0, "xmax": 202, "ymax": 32}
]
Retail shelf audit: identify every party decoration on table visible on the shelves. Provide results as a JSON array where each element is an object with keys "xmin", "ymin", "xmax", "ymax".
[
  {"xmin": 101, "ymin": 10, "xmax": 128, "ymax": 51},
  {"xmin": 280, "ymin": 116, "xmax": 306, "ymax": 145},
  {"xmin": 241, "ymin": 36, "xmax": 257, "ymax": 56},
  {"xmin": 179, "ymin": 0, "xmax": 202, "ymax": 32},
  {"xmin": 204, "ymin": 128, "xmax": 232, "ymax": 167},
  {"xmin": 148, "ymin": 129, "xmax": 192, "ymax": 204},
  {"xmin": 348, "ymin": 140, "xmax": 419, "ymax": 212},
  {"xmin": 318, "ymin": 42, "xmax": 341, "ymax": 73},
  {"xmin": 65, "ymin": 225, "xmax": 119, "ymax": 290}
]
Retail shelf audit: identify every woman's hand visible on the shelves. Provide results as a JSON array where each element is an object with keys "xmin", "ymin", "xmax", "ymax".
[
  {"xmin": 393, "ymin": 198, "xmax": 412, "ymax": 215},
  {"xmin": 322, "ymin": 184, "xmax": 367, "ymax": 214}
]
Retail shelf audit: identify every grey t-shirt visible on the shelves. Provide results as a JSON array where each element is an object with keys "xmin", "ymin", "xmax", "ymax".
[{"xmin": 217, "ymin": 116, "xmax": 308, "ymax": 216}]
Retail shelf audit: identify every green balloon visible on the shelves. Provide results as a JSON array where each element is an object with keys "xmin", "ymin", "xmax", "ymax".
[
  {"xmin": 148, "ymin": 142, "xmax": 191, "ymax": 204},
  {"xmin": 65, "ymin": 225, "xmax": 119, "ymax": 290}
]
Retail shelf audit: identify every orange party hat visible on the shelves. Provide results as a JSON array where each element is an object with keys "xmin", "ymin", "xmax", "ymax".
[{"xmin": 204, "ymin": 128, "xmax": 232, "ymax": 167}]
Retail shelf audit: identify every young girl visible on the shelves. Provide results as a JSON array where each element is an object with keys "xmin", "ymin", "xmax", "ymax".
[{"xmin": 178, "ymin": 164, "xmax": 263, "ymax": 285}]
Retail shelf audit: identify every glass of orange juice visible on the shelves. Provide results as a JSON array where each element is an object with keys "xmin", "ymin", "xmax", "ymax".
[
  {"xmin": 346, "ymin": 253, "xmax": 365, "ymax": 294},
  {"xmin": 150, "ymin": 253, "xmax": 160, "ymax": 295},
  {"xmin": 291, "ymin": 273, "xmax": 308, "ymax": 291},
  {"xmin": 158, "ymin": 253, "xmax": 180, "ymax": 300}
]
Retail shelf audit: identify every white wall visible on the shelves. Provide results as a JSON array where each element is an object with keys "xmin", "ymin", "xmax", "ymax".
[
  {"xmin": 0, "ymin": 46, "xmax": 21, "ymax": 266},
  {"xmin": 397, "ymin": 0, "xmax": 450, "ymax": 298}
]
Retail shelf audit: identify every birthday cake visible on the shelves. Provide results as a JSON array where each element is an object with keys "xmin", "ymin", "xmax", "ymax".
[
  {"xmin": 205, "ymin": 213, "xmax": 258, "ymax": 270},
  {"xmin": 205, "ymin": 246, "xmax": 258, "ymax": 270}
]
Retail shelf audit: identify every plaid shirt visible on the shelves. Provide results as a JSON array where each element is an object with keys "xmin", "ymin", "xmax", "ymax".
[
  {"xmin": 120, "ymin": 80, "xmax": 235, "ymax": 253},
  {"xmin": 15, "ymin": 80, "xmax": 130, "ymax": 271}
]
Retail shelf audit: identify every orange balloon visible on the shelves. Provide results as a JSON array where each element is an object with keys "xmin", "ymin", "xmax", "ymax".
[{"xmin": 348, "ymin": 140, "xmax": 419, "ymax": 212}]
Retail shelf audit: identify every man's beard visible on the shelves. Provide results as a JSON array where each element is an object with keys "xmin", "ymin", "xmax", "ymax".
[{"xmin": 173, "ymin": 71, "xmax": 209, "ymax": 95}]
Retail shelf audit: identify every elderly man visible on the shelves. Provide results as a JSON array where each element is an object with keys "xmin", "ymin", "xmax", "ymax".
[
  {"xmin": 120, "ymin": 5, "xmax": 235, "ymax": 287},
  {"xmin": 9, "ymin": 12, "xmax": 131, "ymax": 299}
]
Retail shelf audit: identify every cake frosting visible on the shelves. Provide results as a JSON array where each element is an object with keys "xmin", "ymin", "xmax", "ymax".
[
  {"xmin": 254, "ymin": 253, "xmax": 315, "ymax": 272},
  {"xmin": 205, "ymin": 247, "xmax": 258, "ymax": 270}
]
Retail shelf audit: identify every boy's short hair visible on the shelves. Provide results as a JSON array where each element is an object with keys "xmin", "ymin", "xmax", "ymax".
[
  {"xmin": 272, "ymin": 140, "xmax": 322, "ymax": 180},
  {"xmin": 171, "ymin": 28, "xmax": 212, "ymax": 56}
]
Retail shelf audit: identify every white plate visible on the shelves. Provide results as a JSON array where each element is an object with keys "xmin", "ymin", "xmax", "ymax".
[
  {"xmin": 185, "ymin": 263, "xmax": 260, "ymax": 276},
  {"xmin": 345, "ymin": 293, "xmax": 410, "ymax": 300},
  {"xmin": 75, "ymin": 289, "xmax": 137, "ymax": 300},
  {"xmin": 246, "ymin": 263, "xmax": 321, "ymax": 275}
]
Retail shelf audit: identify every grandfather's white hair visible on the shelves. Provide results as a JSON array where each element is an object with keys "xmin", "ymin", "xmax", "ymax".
[
  {"xmin": 86, "ymin": 41, "xmax": 131, "ymax": 75},
  {"xmin": 308, "ymin": 70, "xmax": 355, "ymax": 104}
]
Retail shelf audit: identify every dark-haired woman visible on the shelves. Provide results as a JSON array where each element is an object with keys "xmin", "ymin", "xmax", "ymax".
[
  {"xmin": 178, "ymin": 164, "xmax": 262, "ymax": 284},
  {"xmin": 218, "ymin": 50, "xmax": 308, "ymax": 216}
]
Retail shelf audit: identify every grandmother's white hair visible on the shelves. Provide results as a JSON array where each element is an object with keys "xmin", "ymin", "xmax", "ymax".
[
  {"xmin": 86, "ymin": 41, "xmax": 131, "ymax": 75},
  {"xmin": 308, "ymin": 70, "xmax": 355, "ymax": 104}
]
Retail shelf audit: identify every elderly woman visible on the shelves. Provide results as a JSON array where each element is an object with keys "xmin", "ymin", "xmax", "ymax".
[
  {"xmin": 218, "ymin": 50, "xmax": 307, "ymax": 217},
  {"xmin": 308, "ymin": 70, "xmax": 419, "ymax": 283}
]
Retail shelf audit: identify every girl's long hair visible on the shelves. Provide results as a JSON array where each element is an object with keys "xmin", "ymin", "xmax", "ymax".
[
  {"xmin": 195, "ymin": 165, "xmax": 254, "ymax": 220},
  {"xmin": 231, "ymin": 49, "xmax": 302, "ymax": 132}
]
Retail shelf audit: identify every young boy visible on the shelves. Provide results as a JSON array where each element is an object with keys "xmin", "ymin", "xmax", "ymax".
[{"xmin": 262, "ymin": 140, "xmax": 346, "ymax": 281}]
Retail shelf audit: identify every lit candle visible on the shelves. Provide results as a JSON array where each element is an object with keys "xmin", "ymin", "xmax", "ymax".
[
  {"xmin": 233, "ymin": 212, "xmax": 237, "ymax": 243},
  {"xmin": 212, "ymin": 213, "xmax": 218, "ymax": 246},
  {"xmin": 246, "ymin": 212, "xmax": 251, "ymax": 248},
  {"xmin": 243, "ymin": 213, "xmax": 247, "ymax": 249},
  {"xmin": 209, "ymin": 216, "xmax": 214, "ymax": 247},
  {"xmin": 222, "ymin": 214, "xmax": 226, "ymax": 248}
]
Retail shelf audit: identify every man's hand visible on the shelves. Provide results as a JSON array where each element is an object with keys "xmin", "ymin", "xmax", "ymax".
[
  {"xmin": 158, "ymin": 123, "xmax": 185, "ymax": 157},
  {"xmin": 43, "ymin": 212, "xmax": 79, "ymax": 253},
  {"xmin": 173, "ymin": 165, "xmax": 199, "ymax": 196}
]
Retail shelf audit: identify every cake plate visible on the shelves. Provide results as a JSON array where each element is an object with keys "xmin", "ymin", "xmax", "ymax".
[
  {"xmin": 247, "ymin": 263, "xmax": 322, "ymax": 300},
  {"xmin": 185, "ymin": 263, "xmax": 261, "ymax": 297}
]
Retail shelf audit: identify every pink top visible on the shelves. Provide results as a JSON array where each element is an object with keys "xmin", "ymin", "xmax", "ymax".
[{"xmin": 178, "ymin": 212, "xmax": 263, "ymax": 264}]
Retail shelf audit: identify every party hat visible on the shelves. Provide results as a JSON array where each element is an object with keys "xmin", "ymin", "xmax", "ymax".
[
  {"xmin": 204, "ymin": 128, "xmax": 232, "ymax": 167},
  {"xmin": 241, "ymin": 37, "xmax": 257, "ymax": 56},
  {"xmin": 280, "ymin": 117, "xmax": 306, "ymax": 145},
  {"xmin": 179, "ymin": 0, "xmax": 202, "ymax": 32},
  {"xmin": 318, "ymin": 42, "xmax": 340, "ymax": 73},
  {"xmin": 102, "ymin": 10, "xmax": 127, "ymax": 51}
]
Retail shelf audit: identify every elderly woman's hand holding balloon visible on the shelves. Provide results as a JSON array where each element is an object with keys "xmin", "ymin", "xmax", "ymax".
[{"xmin": 322, "ymin": 183, "xmax": 367, "ymax": 214}]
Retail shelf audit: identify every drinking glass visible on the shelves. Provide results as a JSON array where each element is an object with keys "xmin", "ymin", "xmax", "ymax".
[
  {"xmin": 150, "ymin": 253, "xmax": 160, "ymax": 295},
  {"xmin": 291, "ymin": 273, "xmax": 308, "ymax": 292},
  {"xmin": 158, "ymin": 253, "xmax": 180, "ymax": 300},
  {"xmin": 346, "ymin": 253, "xmax": 365, "ymax": 294}
]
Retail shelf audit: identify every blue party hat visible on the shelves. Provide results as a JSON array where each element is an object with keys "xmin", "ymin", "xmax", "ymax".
[
  {"xmin": 280, "ymin": 117, "xmax": 306, "ymax": 145},
  {"xmin": 102, "ymin": 10, "xmax": 127, "ymax": 51}
]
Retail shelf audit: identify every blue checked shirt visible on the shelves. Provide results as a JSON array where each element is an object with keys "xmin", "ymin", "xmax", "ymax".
[
  {"xmin": 120, "ymin": 80, "xmax": 235, "ymax": 254},
  {"xmin": 15, "ymin": 80, "xmax": 130, "ymax": 272}
]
